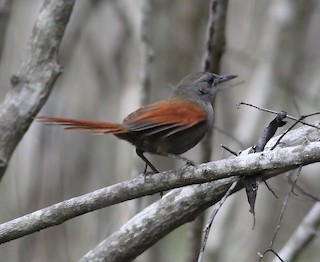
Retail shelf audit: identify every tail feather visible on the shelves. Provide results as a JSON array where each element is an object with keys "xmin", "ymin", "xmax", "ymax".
[{"xmin": 34, "ymin": 116, "xmax": 126, "ymax": 134}]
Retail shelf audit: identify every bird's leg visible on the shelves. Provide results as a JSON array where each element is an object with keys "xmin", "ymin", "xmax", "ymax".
[
  {"xmin": 136, "ymin": 149, "xmax": 160, "ymax": 174},
  {"xmin": 136, "ymin": 149, "xmax": 163, "ymax": 197},
  {"xmin": 143, "ymin": 163, "xmax": 148, "ymax": 175}
]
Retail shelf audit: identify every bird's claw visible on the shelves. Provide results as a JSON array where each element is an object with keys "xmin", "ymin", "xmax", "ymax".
[{"xmin": 186, "ymin": 159, "xmax": 197, "ymax": 166}]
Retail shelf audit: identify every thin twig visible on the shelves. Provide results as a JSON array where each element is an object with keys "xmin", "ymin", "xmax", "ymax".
[
  {"xmin": 274, "ymin": 202, "xmax": 320, "ymax": 261},
  {"xmin": 273, "ymin": 168, "xmax": 301, "ymax": 245},
  {"xmin": 258, "ymin": 249, "xmax": 285, "ymax": 262},
  {"xmin": 264, "ymin": 181, "xmax": 278, "ymax": 199},
  {"xmin": 257, "ymin": 167, "xmax": 302, "ymax": 261},
  {"xmin": 271, "ymin": 112, "xmax": 320, "ymax": 150},
  {"xmin": 215, "ymin": 125, "xmax": 245, "ymax": 149},
  {"xmin": 287, "ymin": 176, "xmax": 320, "ymax": 202},
  {"xmin": 292, "ymin": 96, "xmax": 301, "ymax": 116},
  {"xmin": 197, "ymin": 178, "xmax": 240, "ymax": 262},
  {"xmin": 220, "ymin": 144, "xmax": 238, "ymax": 156},
  {"xmin": 237, "ymin": 102, "xmax": 320, "ymax": 130}
]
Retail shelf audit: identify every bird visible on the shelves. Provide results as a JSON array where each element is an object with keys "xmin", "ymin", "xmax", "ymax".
[{"xmin": 35, "ymin": 72, "xmax": 236, "ymax": 173}]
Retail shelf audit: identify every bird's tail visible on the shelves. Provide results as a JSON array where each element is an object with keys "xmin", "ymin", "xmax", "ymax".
[{"xmin": 34, "ymin": 116, "xmax": 127, "ymax": 135}]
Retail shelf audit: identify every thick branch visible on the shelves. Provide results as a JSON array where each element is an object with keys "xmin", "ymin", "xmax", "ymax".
[
  {"xmin": 0, "ymin": 0, "xmax": 75, "ymax": 180},
  {"xmin": 80, "ymin": 177, "xmax": 239, "ymax": 262},
  {"xmin": 203, "ymin": 0, "xmax": 230, "ymax": 73},
  {"xmin": 0, "ymin": 124, "xmax": 319, "ymax": 245}
]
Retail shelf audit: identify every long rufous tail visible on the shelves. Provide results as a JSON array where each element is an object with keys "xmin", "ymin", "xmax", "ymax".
[{"xmin": 34, "ymin": 116, "xmax": 127, "ymax": 135}]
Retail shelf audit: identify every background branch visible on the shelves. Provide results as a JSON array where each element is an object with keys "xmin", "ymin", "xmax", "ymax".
[
  {"xmin": 0, "ymin": 0, "xmax": 14, "ymax": 62},
  {"xmin": 128, "ymin": 0, "xmax": 156, "ymax": 221},
  {"xmin": 0, "ymin": 0, "xmax": 75, "ymax": 180},
  {"xmin": 188, "ymin": 0, "xmax": 232, "ymax": 260},
  {"xmin": 273, "ymin": 202, "xmax": 320, "ymax": 262}
]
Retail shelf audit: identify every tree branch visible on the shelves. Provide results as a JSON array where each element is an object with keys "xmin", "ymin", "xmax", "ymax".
[
  {"xmin": 0, "ymin": 0, "xmax": 14, "ymax": 62},
  {"xmin": 203, "ymin": 0, "xmax": 230, "ymax": 73},
  {"xmin": 272, "ymin": 202, "xmax": 320, "ymax": 262},
  {"xmin": 0, "ymin": 123, "xmax": 319, "ymax": 246},
  {"xmin": 0, "ymin": 0, "xmax": 75, "ymax": 180},
  {"xmin": 140, "ymin": 0, "xmax": 155, "ymax": 106},
  {"xmin": 80, "ymin": 177, "xmax": 240, "ymax": 262}
]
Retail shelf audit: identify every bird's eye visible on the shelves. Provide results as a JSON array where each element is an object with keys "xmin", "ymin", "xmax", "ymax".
[
  {"xmin": 205, "ymin": 75, "xmax": 214, "ymax": 84},
  {"xmin": 199, "ymin": 87, "xmax": 208, "ymax": 94}
]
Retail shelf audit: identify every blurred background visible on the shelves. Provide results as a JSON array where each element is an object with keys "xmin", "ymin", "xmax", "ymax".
[{"xmin": 0, "ymin": 0, "xmax": 319, "ymax": 261}]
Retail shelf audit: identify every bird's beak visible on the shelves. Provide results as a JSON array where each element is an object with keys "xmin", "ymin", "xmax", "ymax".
[{"xmin": 218, "ymin": 74, "xmax": 237, "ymax": 83}]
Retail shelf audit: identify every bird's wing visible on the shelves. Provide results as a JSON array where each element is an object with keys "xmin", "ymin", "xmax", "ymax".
[{"xmin": 123, "ymin": 99, "xmax": 207, "ymax": 135}]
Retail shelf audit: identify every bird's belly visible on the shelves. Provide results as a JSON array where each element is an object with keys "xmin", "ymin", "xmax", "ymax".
[{"xmin": 156, "ymin": 123, "xmax": 209, "ymax": 154}]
